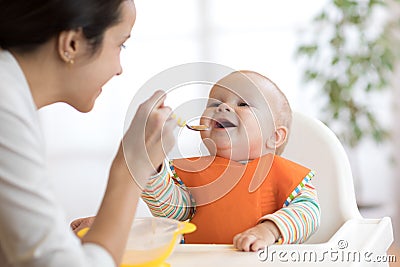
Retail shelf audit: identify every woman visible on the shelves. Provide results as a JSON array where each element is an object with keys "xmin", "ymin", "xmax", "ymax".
[{"xmin": 0, "ymin": 0, "xmax": 176, "ymax": 266}]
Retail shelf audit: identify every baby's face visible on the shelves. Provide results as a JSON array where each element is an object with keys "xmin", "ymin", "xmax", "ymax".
[{"xmin": 200, "ymin": 73, "xmax": 276, "ymax": 161}]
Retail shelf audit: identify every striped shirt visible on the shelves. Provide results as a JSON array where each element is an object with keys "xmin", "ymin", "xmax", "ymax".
[{"xmin": 142, "ymin": 159, "xmax": 320, "ymax": 244}]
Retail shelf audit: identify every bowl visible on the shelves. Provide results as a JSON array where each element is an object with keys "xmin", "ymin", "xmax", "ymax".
[{"xmin": 78, "ymin": 217, "xmax": 196, "ymax": 267}]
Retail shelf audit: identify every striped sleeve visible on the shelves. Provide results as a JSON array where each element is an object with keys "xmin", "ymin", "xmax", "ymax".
[
  {"xmin": 259, "ymin": 175, "xmax": 321, "ymax": 244},
  {"xmin": 141, "ymin": 160, "xmax": 196, "ymax": 221}
]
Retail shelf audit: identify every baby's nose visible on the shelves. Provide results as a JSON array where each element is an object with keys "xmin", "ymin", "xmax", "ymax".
[{"xmin": 217, "ymin": 102, "xmax": 232, "ymax": 112}]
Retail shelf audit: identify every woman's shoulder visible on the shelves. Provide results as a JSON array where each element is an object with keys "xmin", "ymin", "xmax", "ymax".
[
  {"xmin": 0, "ymin": 50, "xmax": 40, "ymax": 122},
  {"xmin": 0, "ymin": 50, "xmax": 33, "ymax": 108},
  {"xmin": 0, "ymin": 50, "xmax": 44, "ymax": 151}
]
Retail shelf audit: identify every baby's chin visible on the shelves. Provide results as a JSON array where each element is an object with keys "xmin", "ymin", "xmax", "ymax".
[{"xmin": 202, "ymin": 138, "xmax": 266, "ymax": 161}]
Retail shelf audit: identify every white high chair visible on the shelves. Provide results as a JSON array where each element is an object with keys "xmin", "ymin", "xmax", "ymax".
[
  {"xmin": 279, "ymin": 112, "xmax": 394, "ymax": 265},
  {"xmin": 168, "ymin": 112, "xmax": 394, "ymax": 267}
]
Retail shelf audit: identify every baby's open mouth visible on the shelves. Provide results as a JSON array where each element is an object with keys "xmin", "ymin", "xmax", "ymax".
[{"xmin": 214, "ymin": 120, "xmax": 236, "ymax": 128}]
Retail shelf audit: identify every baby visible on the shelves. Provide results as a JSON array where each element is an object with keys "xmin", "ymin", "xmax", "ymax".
[{"xmin": 142, "ymin": 70, "xmax": 320, "ymax": 252}]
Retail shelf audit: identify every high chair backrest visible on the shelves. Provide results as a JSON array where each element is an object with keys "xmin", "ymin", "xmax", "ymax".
[{"xmin": 281, "ymin": 112, "xmax": 361, "ymax": 243}]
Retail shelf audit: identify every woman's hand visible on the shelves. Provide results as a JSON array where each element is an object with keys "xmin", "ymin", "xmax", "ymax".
[
  {"xmin": 70, "ymin": 216, "xmax": 95, "ymax": 236},
  {"xmin": 120, "ymin": 90, "xmax": 176, "ymax": 187},
  {"xmin": 81, "ymin": 91, "xmax": 177, "ymax": 264}
]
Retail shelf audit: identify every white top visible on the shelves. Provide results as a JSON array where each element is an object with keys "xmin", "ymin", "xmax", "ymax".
[{"xmin": 0, "ymin": 50, "xmax": 115, "ymax": 267}]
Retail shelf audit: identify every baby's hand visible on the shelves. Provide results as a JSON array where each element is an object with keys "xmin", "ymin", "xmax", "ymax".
[{"xmin": 233, "ymin": 220, "xmax": 280, "ymax": 252}]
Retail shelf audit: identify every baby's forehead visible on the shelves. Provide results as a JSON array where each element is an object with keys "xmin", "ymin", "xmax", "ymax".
[{"xmin": 209, "ymin": 74, "xmax": 276, "ymax": 103}]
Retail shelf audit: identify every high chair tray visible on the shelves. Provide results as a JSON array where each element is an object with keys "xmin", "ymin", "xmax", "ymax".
[{"xmin": 167, "ymin": 218, "xmax": 393, "ymax": 267}]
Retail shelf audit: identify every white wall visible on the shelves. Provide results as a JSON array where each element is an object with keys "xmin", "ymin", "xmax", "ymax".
[{"xmin": 39, "ymin": 0, "xmax": 395, "ymax": 230}]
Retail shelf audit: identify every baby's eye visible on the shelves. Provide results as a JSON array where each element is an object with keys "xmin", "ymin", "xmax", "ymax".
[
  {"xmin": 208, "ymin": 102, "xmax": 221, "ymax": 107},
  {"xmin": 238, "ymin": 102, "xmax": 249, "ymax": 107}
]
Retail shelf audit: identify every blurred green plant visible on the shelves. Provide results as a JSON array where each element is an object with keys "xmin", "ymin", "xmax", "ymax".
[{"xmin": 295, "ymin": 0, "xmax": 400, "ymax": 147}]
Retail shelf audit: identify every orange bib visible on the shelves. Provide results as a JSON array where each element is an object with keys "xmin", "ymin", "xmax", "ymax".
[{"xmin": 172, "ymin": 154, "xmax": 310, "ymax": 244}]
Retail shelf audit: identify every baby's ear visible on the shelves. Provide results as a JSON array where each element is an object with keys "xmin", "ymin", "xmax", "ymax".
[{"xmin": 266, "ymin": 126, "xmax": 288, "ymax": 151}]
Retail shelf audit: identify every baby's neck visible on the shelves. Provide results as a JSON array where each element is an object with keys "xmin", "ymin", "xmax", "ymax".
[
  {"xmin": 230, "ymin": 152, "xmax": 275, "ymax": 165},
  {"xmin": 237, "ymin": 159, "xmax": 252, "ymax": 165}
]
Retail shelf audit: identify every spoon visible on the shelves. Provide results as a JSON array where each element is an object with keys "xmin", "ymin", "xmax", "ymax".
[
  {"xmin": 171, "ymin": 114, "xmax": 210, "ymax": 131},
  {"xmin": 185, "ymin": 124, "xmax": 210, "ymax": 131}
]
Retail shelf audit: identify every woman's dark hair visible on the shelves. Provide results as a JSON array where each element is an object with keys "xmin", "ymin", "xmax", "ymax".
[{"xmin": 0, "ymin": 0, "xmax": 125, "ymax": 54}]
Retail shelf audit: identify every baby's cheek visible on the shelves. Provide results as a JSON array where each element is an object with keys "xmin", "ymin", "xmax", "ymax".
[
  {"xmin": 201, "ymin": 138, "xmax": 217, "ymax": 156},
  {"xmin": 200, "ymin": 129, "xmax": 211, "ymax": 141},
  {"xmin": 199, "ymin": 114, "xmax": 211, "ymax": 125}
]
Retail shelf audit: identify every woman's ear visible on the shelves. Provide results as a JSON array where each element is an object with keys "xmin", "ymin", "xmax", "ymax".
[
  {"xmin": 57, "ymin": 29, "xmax": 83, "ymax": 64},
  {"xmin": 266, "ymin": 126, "xmax": 288, "ymax": 151}
]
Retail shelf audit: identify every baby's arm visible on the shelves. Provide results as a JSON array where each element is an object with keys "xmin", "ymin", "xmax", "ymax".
[
  {"xmin": 141, "ymin": 160, "xmax": 195, "ymax": 221},
  {"xmin": 233, "ymin": 181, "xmax": 320, "ymax": 251}
]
